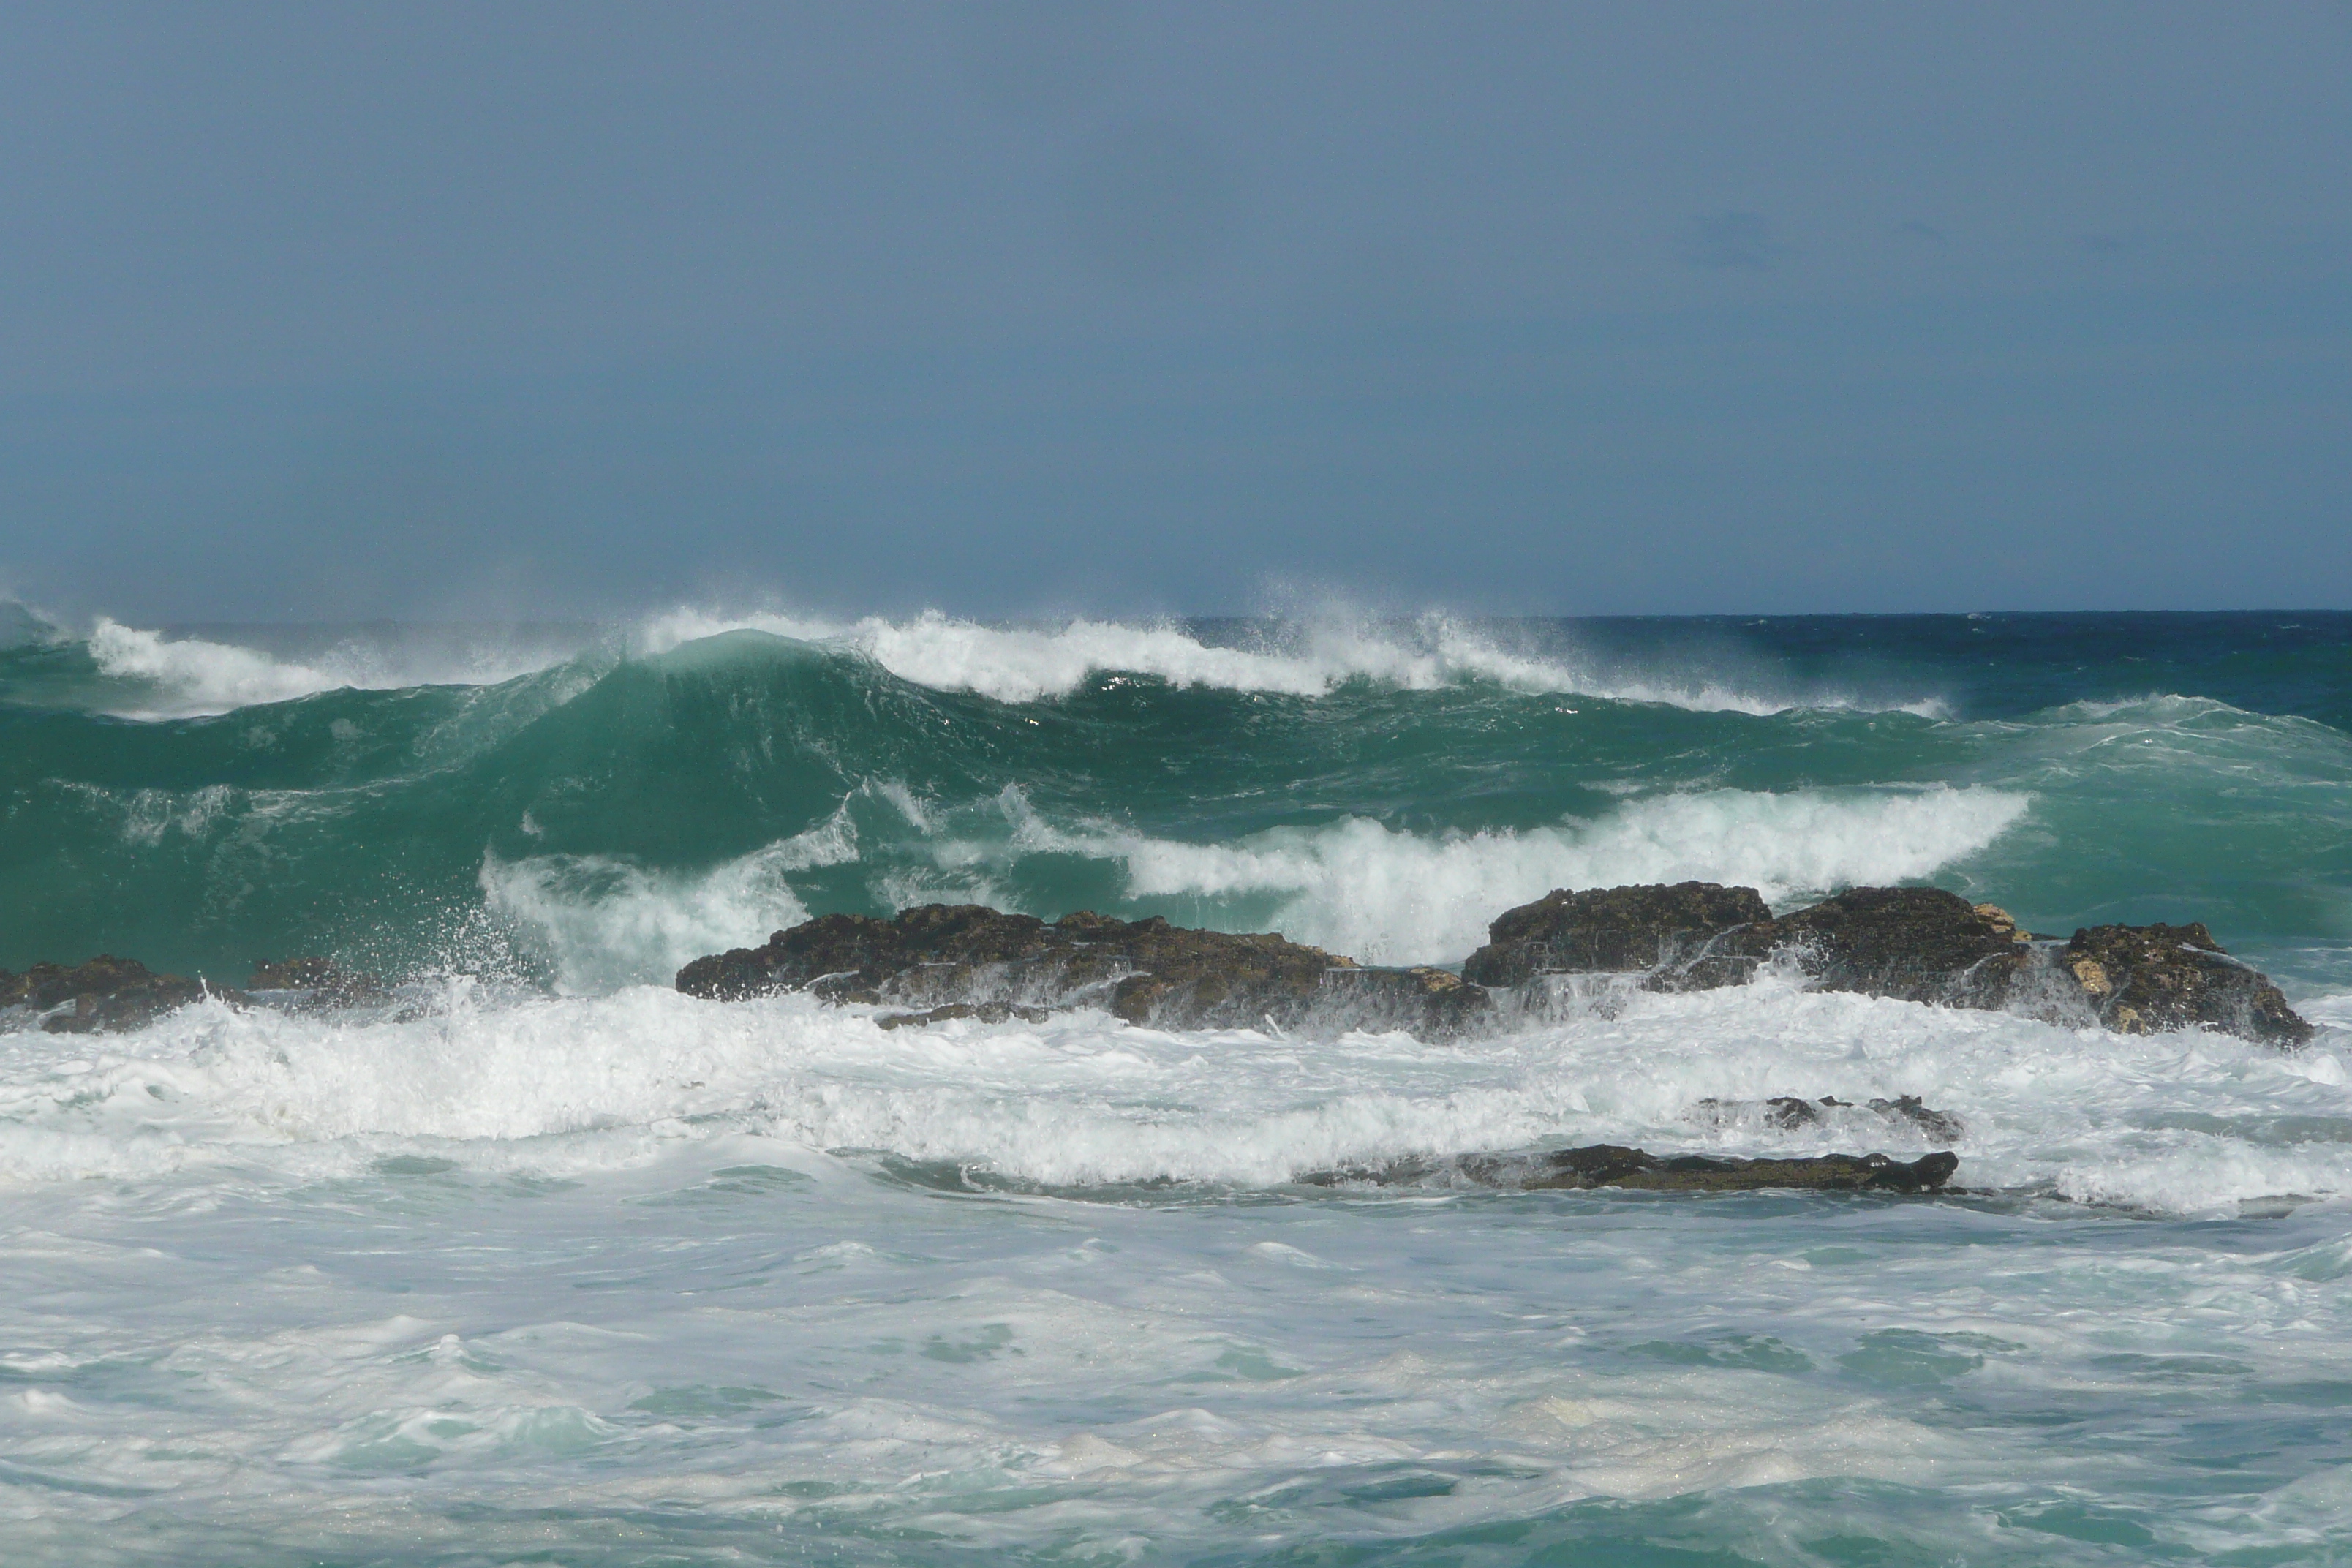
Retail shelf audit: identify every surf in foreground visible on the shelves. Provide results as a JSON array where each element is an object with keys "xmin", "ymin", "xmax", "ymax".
[{"xmin": 0, "ymin": 607, "xmax": 2348, "ymax": 1564}]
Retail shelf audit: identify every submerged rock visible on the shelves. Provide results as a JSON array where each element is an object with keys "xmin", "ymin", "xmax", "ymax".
[
  {"xmin": 1, "ymin": 956, "xmax": 242, "ymax": 1034},
  {"xmin": 246, "ymin": 955, "xmax": 388, "ymax": 1009},
  {"xmin": 2063, "ymin": 923, "xmax": 2312, "ymax": 1047},
  {"xmin": 1692, "ymin": 1094, "xmax": 1965, "ymax": 1143},
  {"xmin": 677, "ymin": 905, "xmax": 1497, "ymax": 1038},
  {"xmin": 875, "ymin": 1000, "xmax": 1054, "ymax": 1030},
  {"xmin": 1463, "ymin": 881, "xmax": 2310, "ymax": 1047},
  {"xmin": 1309, "ymin": 1145, "xmax": 1959, "ymax": 1194}
]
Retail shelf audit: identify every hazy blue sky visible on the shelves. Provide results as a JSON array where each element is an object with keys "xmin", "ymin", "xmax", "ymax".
[{"xmin": 3, "ymin": 1, "xmax": 2348, "ymax": 621}]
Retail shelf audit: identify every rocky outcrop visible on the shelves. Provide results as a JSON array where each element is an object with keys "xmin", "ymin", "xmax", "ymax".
[
  {"xmin": 1463, "ymin": 882, "xmax": 2310, "ymax": 1047},
  {"xmin": 1, "ymin": 956, "xmax": 243, "ymax": 1034},
  {"xmin": 1308, "ymin": 1145, "xmax": 1959, "ymax": 1194},
  {"xmin": 2062, "ymin": 923, "xmax": 2312, "ymax": 1047},
  {"xmin": 677, "ymin": 905, "xmax": 1497, "ymax": 1038},
  {"xmin": 679, "ymin": 886, "xmax": 2313, "ymax": 1049}
]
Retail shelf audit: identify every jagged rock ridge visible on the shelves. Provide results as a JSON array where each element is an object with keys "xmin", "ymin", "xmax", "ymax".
[
  {"xmin": 1463, "ymin": 881, "xmax": 2310, "ymax": 1047},
  {"xmin": 675, "ymin": 904, "xmax": 1496, "ymax": 1038}
]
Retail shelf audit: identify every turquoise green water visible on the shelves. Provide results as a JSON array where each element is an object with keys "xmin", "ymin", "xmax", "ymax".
[
  {"xmin": 0, "ymin": 609, "xmax": 2348, "ymax": 1566},
  {"xmin": 4, "ymin": 613, "xmax": 2348, "ymax": 987}
]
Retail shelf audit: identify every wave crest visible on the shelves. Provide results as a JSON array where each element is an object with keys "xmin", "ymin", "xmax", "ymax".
[{"xmin": 634, "ymin": 608, "xmax": 1946, "ymax": 715}]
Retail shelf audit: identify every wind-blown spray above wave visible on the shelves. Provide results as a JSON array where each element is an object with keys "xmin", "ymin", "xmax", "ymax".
[
  {"xmin": 88, "ymin": 619, "xmax": 364, "ymax": 715},
  {"xmin": 69, "ymin": 617, "xmax": 601, "ymax": 719}
]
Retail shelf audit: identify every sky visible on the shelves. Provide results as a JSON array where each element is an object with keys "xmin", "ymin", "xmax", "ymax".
[{"xmin": 1, "ymin": 1, "xmax": 2348, "ymax": 622}]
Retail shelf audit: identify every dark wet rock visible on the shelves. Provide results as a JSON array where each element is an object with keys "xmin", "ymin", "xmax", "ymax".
[
  {"xmin": 2062, "ymin": 923, "xmax": 2313, "ymax": 1048},
  {"xmin": 1501, "ymin": 1145, "xmax": 1958, "ymax": 1194},
  {"xmin": 1857, "ymin": 1096, "xmax": 1965, "ymax": 1143},
  {"xmin": 1307, "ymin": 1145, "xmax": 1959, "ymax": 1194},
  {"xmin": 875, "ymin": 1000, "xmax": 1055, "ymax": 1030},
  {"xmin": 1695, "ymin": 1094, "xmax": 1965, "ymax": 1143},
  {"xmin": 1766, "ymin": 886, "xmax": 2038, "ymax": 1009},
  {"xmin": 678, "ymin": 905, "xmax": 1497, "ymax": 1039},
  {"xmin": 1463, "ymin": 881, "xmax": 2309, "ymax": 1047},
  {"xmin": 246, "ymin": 956, "xmax": 389, "ymax": 1009},
  {"xmin": 1462, "ymin": 882, "xmax": 1771, "ymax": 990},
  {"xmin": 1, "ymin": 956, "xmax": 243, "ymax": 1034},
  {"xmin": 1464, "ymin": 883, "xmax": 2040, "ymax": 1007},
  {"xmin": 681, "ymin": 889, "xmax": 2313, "ymax": 1049}
]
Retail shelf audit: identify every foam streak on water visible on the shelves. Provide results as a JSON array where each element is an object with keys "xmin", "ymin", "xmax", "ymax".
[{"xmin": 0, "ymin": 984, "xmax": 2348, "ymax": 1564}]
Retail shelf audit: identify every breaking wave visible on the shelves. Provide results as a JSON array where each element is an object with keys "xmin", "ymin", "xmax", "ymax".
[
  {"xmin": 634, "ymin": 607, "xmax": 1948, "ymax": 713},
  {"xmin": 1, "ymin": 970, "xmax": 2343, "ymax": 1218}
]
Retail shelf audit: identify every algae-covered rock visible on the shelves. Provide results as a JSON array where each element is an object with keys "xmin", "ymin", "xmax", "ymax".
[{"xmin": 2062, "ymin": 922, "xmax": 2312, "ymax": 1047}]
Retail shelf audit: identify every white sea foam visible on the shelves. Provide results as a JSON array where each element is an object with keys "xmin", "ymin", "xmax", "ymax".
[
  {"xmin": 0, "ymin": 971, "xmax": 2344, "ymax": 1215},
  {"xmin": 1, "ymin": 974, "xmax": 2348, "ymax": 1558},
  {"xmin": 480, "ymin": 805, "xmax": 860, "ymax": 992},
  {"xmin": 633, "ymin": 606, "xmax": 1946, "ymax": 714}
]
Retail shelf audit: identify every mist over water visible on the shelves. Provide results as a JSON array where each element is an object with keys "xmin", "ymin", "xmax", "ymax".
[{"xmin": 2, "ymin": 605, "xmax": 2351, "ymax": 1564}]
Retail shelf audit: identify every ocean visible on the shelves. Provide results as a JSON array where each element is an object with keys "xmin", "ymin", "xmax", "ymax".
[{"xmin": 1, "ymin": 607, "xmax": 2348, "ymax": 1566}]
